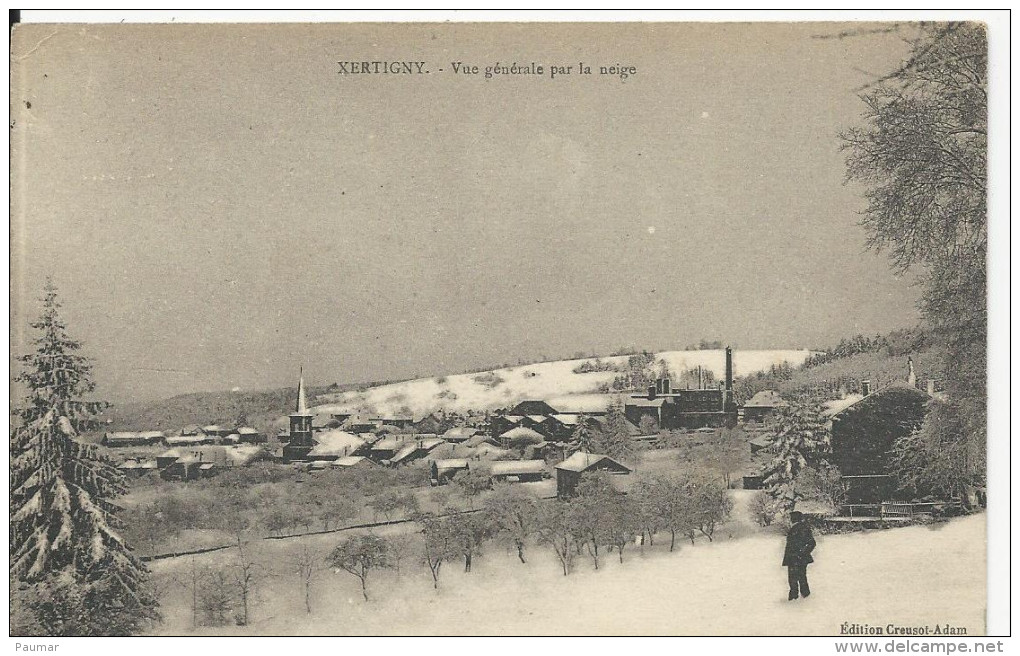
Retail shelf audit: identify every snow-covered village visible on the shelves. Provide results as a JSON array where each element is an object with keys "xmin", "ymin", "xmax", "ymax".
[{"xmin": 9, "ymin": 17, "xmax": 996, "ymax": 642}]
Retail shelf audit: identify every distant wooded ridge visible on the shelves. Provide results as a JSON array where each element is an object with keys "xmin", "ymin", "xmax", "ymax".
[{"xmin": 101, "ymin": 328, "xmax": 928, "ymax": 435}]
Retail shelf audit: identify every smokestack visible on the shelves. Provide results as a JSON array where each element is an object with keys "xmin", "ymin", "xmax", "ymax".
[
  {"xmin": 926, "ymin": 379, "xmax": 935, "ymax": 395},
  {"xmin": 663, "ymin": 378, "xmax": 671, "ymax": 394},
  {"xmin": 648, "ymin": 384, "xmax": 656, "ymax": 400},
  {"xmin": 862, "ymin": 380, "xmax": 871, "ymax": 396},
  {"xmin": 725, "ymin": 346, "xmax": 733, "ymax": 392},
  {"xmin": 698, "ymin": 366, "xmax": 704, "ymax": 389}
]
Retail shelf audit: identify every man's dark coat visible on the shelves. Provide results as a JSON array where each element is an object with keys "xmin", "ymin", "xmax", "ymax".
[{"xmin": 782, "ymin": 519, "xmax": 816, "ymax": 566}]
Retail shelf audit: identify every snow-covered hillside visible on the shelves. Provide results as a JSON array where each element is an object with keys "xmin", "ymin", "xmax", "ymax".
[
  {"xmin": 313, "ymin": 349, "xmax": 815, "ymax": 417},
  {"xmin": 151, "ymin": 506, "xmax": 986, "ymax": 636}
]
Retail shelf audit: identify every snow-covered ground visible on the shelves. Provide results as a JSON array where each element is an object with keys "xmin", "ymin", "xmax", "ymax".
[
  {"xmin": 313, "ymin": 349, "xmax": 816, "ymax": 417},
  {"xmin": 150, "ymin": 501, "xmax": 985, "ymax": 636}
]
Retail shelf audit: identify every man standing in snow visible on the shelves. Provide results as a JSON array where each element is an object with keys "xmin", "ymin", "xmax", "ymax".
[{"xmin": 783, "ymin": 511, "xmax": 816, "ymax": 600}]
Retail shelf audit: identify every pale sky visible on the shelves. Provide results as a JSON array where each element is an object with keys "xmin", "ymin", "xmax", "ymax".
[{"xmin": 11, "ymin": 22, "xmax": 923, "ymax": 402}]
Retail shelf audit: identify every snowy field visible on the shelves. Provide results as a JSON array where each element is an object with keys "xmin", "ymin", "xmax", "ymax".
[
  {"xmin": 149, "ymin": 499, "xmax": 985, "ymax": 636},
  {"xmin": 313, "ymin": 349, "xmax": 816, "ymax": 417}
]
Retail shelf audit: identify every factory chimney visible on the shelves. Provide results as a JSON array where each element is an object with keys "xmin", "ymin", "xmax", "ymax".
[{"xmin": 724, "ymin": 346, "xmax": 733, "ymax": 392}]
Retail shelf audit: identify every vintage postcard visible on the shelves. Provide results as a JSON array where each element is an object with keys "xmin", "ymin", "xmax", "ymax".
[{"xmin": 9, "ymin": 15, "xmax": 1001, "ymax": 641}]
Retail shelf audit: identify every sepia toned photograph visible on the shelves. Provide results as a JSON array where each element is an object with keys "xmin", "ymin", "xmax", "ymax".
[{"xmin": 9, "ymin": 13, "xmax": 1001, "ymax": 640}]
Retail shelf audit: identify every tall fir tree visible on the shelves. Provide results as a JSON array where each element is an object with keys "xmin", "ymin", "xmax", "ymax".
[
  {"xmin": 591, "ymin": 399, "xmax": 637, "ymax": 461},
  {"xmin": 759, "ymin": 399, "xmax": 830, "ymax": 511},
  {"xmin": 10, "ymin": 281, "xmax": 158, "ymax": 635}
]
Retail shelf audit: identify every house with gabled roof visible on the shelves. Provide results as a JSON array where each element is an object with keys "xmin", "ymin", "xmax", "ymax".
[
  {"xmin": 431, "ymin": 458, "xmax": 469, "ymax": 485},
  {"xmin": 498, "ymin": 426, "xmax": 546, "ymax": 449},
  {"xmin": 102, "ymin": 431, "xmax": 165, "ymax": 447},
  {"xmin": 442, "ymin": 426, "xmax": 480, "ymax": 443},
  {"xmin": 490, "ymin": 459, "xmax": 547, "ymax": 483},
  {"xmin": 508, "ymin": 400, "xmax": 558, "ymax": 416},
  {"xmin": 389, "ymin": 436, "xmax": 444, "ymax": 466},
  {"xmin": 827, "ymin": 379, "xmax": 931, "ymax": 503},
  {"xmin": 306, "ymin": 430, "xmax": 366, "ymax": 461},
  {"xmin": 741, "ymin": 390, "xmax": 789, "ymax": 423},
  {"xmin": 555, "ymin": 452, "xmax": 632, "ymax": 498}
]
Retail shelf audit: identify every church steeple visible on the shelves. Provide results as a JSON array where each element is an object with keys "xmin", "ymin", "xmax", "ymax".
[
  {"xmin": 295, "ymin": 368, "xmax": 310, "ymax": 415},
  {"xmin": 283, "ymin": 368, "xmax": 315, "ymax": 461}
]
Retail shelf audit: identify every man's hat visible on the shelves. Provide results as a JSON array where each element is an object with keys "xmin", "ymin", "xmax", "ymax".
[{"xmin": 790, "ymin": 511, "xmax": 804, "ymax": 522}]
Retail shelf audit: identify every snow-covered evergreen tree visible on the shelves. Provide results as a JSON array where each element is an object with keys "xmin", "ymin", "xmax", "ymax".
[
  {"xmin": 10, "ymin": 281, "xmax": 158, "ymax": 635},
  {"xmin": 568, "ymin": 415, "xmax": 596, "ymax": 455},
  {"xmin": 759, "ymin": 399, "xmax": 830, "ymax": 511},
  {"xmin": 592, "ymin": 399, "xmax": 637, "ymax": 461}
]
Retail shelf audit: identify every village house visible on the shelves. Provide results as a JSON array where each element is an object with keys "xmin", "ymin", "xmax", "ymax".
[
  {"xmin": 741, "ymin": 390, "xmax": 788, "ymax": 423},
  {"xmin": 431, "ymin": 458, "xmax": 470, "ymax": 485},
  {"xmin": 489, "ymin": 413, "xmax": 524, "ymax": 437},
  {"xmin": 490, "ymin": 459, "xmax": 547, "ymax": 484},
  {"xmin": 117, "ymin": 458, "xmax": 158, "ymax": 477},
  {"xmin": 331, "ymin": 410, "xmax": 353, "ymax": 422},
  {"xmin": 369, "ymin": 435, "xmax": 406, "ymax": 461},
  {"xmin": 220, "ymin": 433, "xmax": 241, "ymax": 445},
  {"xmin": 198, "ymin": 462, "xmax": 219, "ymax": 478},
  {"xmin": 497, "ymin": 426, "xmax": 546, "ymax": 449},
  {"xmin": 389, "ymin": 435, "xmax": 444, "ymax": 466},
  {"xmin": 156, "ymin": 448, "xmax": 183, "ymax": 469},
  {"xmin": 237, "ymin": 426, "xmax": 265, "ymax": 444},
  {"xmin": 379, "ymin": 415, "xmax": 414, "ymax": 430},
  {"xmin": 305, "ymin": 430, "xmax": 366, "ymax": 461},
  {"xmin": 166, "ymin": 432, "xmax": 216, "ymax": 447},
  {"xmin": 329, "ymin": 455, "xmax": 375, "ymax": 471},
  {"xmin": 827, "ymin": 374, "xmax": 932, "ymax": 503},
  {"xmin": 542, "ymin": 413, "xmax": 601, "ymax": 441},
  {"xmin": 344, "ymin": 414, "xmax": 380, "ymax": 434},
  {"xmin": 508, "ymin": 400, "xmax": 559, "ymax": 416},
  {"xmin": 623, "ymin": 396, "xmax": 667, "ymax": 429},
  {"xmin": 101, "ymin": 431, "xmax": 165, "ymax": 447},
  {"xmin": 442, "ymin": 426, "xmax": 481, "ymax": 443},
  {"xmin": 312, "ymin": 412, "xmax": 340, "ymax": 432},
  {"xmin": 152, "ymin": 444, "xmax": 260, "ymax": 478},
  {"xmin": 162, "ymin": 454, "xmax": 202, "ymax": 481},
  {"xmin": 749, "ymin": 434, "xmax": 772, "ymax": 455},
  {"xmin": 412, "ymin": 413, "xmax": 444, "ymax": 434},
  {"xmin": 202, "ymin": 424, "xmax": 235, "ymax": 439},
  {"xmin": 554, "ymin": 452, "xmax": 632, "ymax": 498},
  {"xmin": 521, "ymin": 415, "xmax": 553, "ymax": 436}
]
